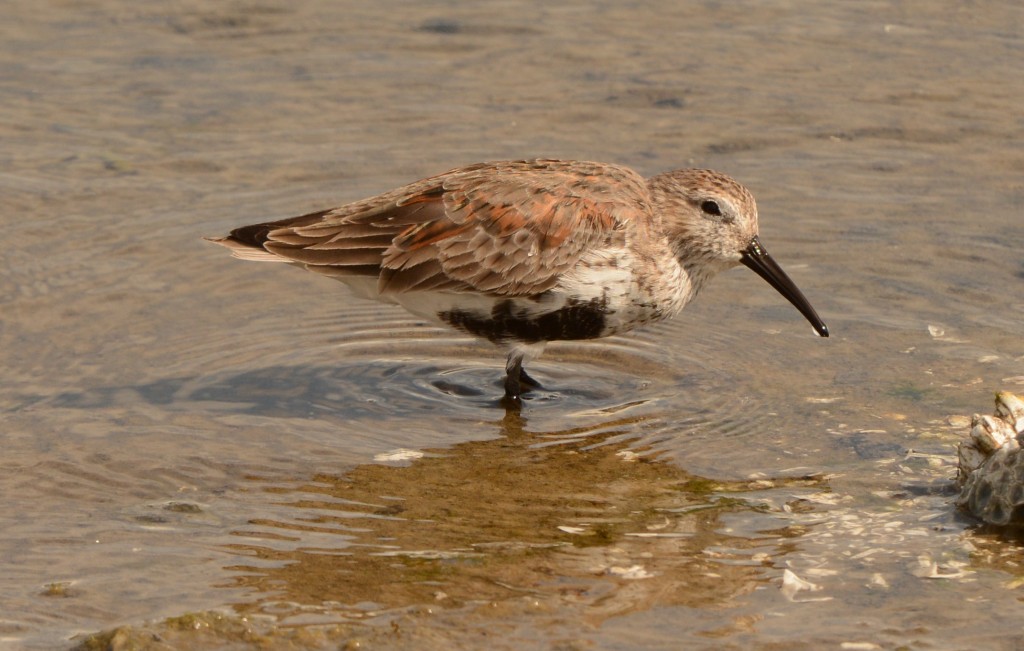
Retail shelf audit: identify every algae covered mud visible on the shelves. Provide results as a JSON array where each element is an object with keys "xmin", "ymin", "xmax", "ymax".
[{"xmin": 3, "ymin": 0, "xmax": 1024, "ymax": 649}]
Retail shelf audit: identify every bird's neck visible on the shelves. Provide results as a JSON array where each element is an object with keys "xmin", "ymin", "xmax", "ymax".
[{"xmin": 679, "ymin": 255, "xmax": 717, "ymax": 297}]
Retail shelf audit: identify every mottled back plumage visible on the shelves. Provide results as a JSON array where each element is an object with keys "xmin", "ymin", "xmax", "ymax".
[{"xmin": 221, "ymin": 160, "xmax": 652, "ymax": 297}]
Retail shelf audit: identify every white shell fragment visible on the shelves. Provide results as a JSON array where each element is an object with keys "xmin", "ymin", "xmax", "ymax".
[
  {"xmin": 607, "ymin": 565, "xmax": 654, "ymax": 579},
  {"xmin": 956, "ymin": 391, "xmax": 1024, "ymax": 525},
  {"xmin": 373, "ymin": 448, "xmax": 426, "ymax": 462},
  {"xmin": 969, "ymin": 414, "xmax": 1018, "ymax": 454},
  {"xmin": 995, "ymin": 391, "xmax": 1024, "ymax": 434},
  {"xmin": 780, "ymin": 569, "xmax": 832, "ymax": 602}
]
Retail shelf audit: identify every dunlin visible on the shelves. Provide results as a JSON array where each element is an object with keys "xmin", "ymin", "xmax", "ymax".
[{"xmin": 207, "ymin": 159, "xmax": 828, "ymax": 402}]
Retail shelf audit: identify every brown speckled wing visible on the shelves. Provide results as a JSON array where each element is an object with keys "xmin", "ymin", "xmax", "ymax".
[{"xmin": 227, "ymin": 159, "xmax": 652, "ymax": 297}]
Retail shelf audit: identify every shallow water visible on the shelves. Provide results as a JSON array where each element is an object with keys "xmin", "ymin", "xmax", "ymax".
[{"xmin": 3, "ymin": 1, "xmax": 1024, "ymax": 649}]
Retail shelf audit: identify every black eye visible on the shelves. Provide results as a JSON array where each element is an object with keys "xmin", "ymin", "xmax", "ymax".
[{"xmin": 700, "ymin": 200, "xmax": 722, "ymax": 216}]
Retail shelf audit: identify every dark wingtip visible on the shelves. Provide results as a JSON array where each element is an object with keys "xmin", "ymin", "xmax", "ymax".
[
  {"xmin": 224, "ymin": 222, "xmax": 277, "ymax": 249},
  {"xmin": 206, "ymin": 208, "xmax": 337, "ymax": 250}
]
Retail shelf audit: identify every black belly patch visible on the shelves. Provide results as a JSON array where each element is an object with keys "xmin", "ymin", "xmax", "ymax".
[{"xmin": 439, "ymin": 298, "xmax": 609, "ymax": 343}]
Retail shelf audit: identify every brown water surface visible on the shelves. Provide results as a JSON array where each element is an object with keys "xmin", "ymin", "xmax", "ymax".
[{"xmin": 3, "ymin": 1, "xmax": 1024, "ymax": 649}]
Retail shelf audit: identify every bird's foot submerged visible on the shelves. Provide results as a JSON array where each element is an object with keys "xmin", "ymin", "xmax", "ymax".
[
  {"xmin": 501, "ymin": 349, "xmax": 548, "ymax": 410},
  {"xmin": 518, "ymin": 367, "xmax": 544, "ymax": 391}
]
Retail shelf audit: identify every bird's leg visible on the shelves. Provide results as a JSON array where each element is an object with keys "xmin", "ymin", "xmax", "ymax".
[
  {"xmin": 504, "ymin": 352, "xmax": 526, "ymax": 401},
  {"xmin": 503, "ymin": 343, "xmax": 547, "ymax": 405},
  {"xmin": 504, "ymin": 351, "xmax": 545, "ymax": 400}
]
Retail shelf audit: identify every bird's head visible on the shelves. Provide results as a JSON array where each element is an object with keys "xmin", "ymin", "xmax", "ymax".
[{"xmin": 650, "ymin": 168, "xmax": 829, "ymax": 337}]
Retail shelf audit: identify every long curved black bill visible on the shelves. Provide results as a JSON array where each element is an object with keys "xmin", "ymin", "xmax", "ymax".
[{"xmin": 740, "ymin": 236, "xmax": 829, "ymax": 337}]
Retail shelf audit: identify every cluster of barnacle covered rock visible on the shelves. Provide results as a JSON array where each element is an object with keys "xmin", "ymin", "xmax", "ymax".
[{"xmin": 956, "ymin": 391, "xmax": 1024, "ymax": 526}]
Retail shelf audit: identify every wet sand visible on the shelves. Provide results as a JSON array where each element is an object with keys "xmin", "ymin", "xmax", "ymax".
[{"xmin": 3, "ymin": 1, "xmax": 1024, "ymax": 649}]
